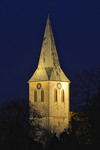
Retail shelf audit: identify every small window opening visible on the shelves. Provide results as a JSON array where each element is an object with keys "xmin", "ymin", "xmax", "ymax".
[
  {"xmin": 41, "ymin": 89, "xmax": 44, "ymax": 102},
  {"xmin": 61, "ymin": 89, "xmax": 64, "ymax": 102},
  {"xmin": 54, "ymin": 89, "xmax": 57, "ymax": 102},
  {"xmin": 34, "ymin": 89, "xmax": 37, "ymax": 102}
]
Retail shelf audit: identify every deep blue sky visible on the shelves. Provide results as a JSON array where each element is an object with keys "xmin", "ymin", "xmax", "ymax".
[{"xmin": 0, "ymin": 0, "xmax": 99, "ymax": 103}]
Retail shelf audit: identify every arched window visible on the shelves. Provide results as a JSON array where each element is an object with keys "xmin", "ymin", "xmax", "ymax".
[
  {"xmin": 41, "ymin": 89, "xmax": 44, "ymax": 102},
  {"xmin": 61, "ymin": 89, "xmax": 64, "ymax": 102},
  {"xmin": 54, "ymin": 89, "xmax": 57, "ymax": 102},
  {"xmin": 34, "ymin": 89, "xmax": 37, "ymax": 102}
]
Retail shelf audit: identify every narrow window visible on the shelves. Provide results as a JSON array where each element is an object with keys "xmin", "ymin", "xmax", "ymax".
[
  {"xmin": 61, "ymin": 89, "xmax": 64, "ymax": 102},
  {"xmin": 54, "ymin": 89, "xmax": 57, "ymax": 102},
  {"xmin": 34, "ymin": 89, "xmax": 37, "ymax": 102},
  {"xmin": 41, "ymin": 89, "xmax": 44, "ymax": 102}
]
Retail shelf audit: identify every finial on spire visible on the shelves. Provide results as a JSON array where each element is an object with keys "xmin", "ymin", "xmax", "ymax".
[{"xmin": 48, "ymin": 2, "xmax": 50, "ymax": 15}]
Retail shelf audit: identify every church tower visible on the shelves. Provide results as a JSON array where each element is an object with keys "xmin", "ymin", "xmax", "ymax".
[{"xmin": 28, "ymin": 14, "xmax": 70, "ymax": 134}]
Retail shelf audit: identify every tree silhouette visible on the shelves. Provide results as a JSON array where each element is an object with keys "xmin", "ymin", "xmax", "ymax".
[
  {"xmin": 0, "ymin": 99, "xmax": 43, "ymax": 150},
  {"xmin": 71, "ymin": 66, "xmax": 100, "ymax": 146}
]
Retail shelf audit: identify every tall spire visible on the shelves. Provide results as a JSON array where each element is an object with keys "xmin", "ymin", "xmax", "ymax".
[
  {"xmin": 28, "ymin": 14, "xmax": 70, "ymax": 82},
  {"xmin": 38, "ymin": 14, "xmax": 60, "ymax": 69}
]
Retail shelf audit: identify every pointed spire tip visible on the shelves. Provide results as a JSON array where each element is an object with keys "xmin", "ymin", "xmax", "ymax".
[{"xmin": 48, "ymin": 2, "xmax": 50, "ymax": 16}]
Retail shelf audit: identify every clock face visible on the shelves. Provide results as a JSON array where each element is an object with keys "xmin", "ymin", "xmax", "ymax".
[
  {"xmin": 57, "ymin": 83, "xmax": 62, "ymax": 89},
  {"xmin": 37, "ymin": 83, "xmax": 41, "ymax": 89}
]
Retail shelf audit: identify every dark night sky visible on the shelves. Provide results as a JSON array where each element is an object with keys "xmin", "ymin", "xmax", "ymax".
[{"xmin": 0, "ymin": 0, "xmax": 99, "ymax": 104}]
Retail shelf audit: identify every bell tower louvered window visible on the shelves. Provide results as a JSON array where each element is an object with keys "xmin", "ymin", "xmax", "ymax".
[
  {"xmin": 41, "ymin": 89, "xmax": 44, "ymax": 102},
  {"xmin": 54, "ymin": 89, "xmax": 57, "ymax": 102},
  {"xmin": 61, "ymin": 89, "xmax": 64, "ymax": 102},
  {"xmin": 34, "ymin": 89, "xmax": 37, "ymax": 102}
]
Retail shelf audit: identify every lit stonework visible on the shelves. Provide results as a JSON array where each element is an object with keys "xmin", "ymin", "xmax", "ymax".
[{"xmin": 28, "ymin": 14, "xmax": 70, "ymax": 134}]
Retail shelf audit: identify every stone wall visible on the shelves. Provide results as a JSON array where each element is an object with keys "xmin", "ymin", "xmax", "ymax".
[{"xmin": 29, "ymin": 81, "xmax": 70, "ymax": 134}]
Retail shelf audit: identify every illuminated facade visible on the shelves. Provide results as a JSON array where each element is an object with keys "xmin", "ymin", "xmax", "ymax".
[{"xmin": 28, "ymin": 14, "xmax": 70, "ymax": 134}]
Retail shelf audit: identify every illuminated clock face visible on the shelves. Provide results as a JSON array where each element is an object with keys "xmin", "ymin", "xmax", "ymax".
[
  {"xmin": 37, "ymin": 83, "xmax": 41, "ymax": 89},
  {"xmin": 57, "ymin": 83, "xmax": 62, "ymax": 89}
]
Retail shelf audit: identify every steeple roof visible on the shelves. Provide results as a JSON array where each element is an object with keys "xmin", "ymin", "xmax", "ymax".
[
  {"xmin": 28, "ymin": 14, "xmax": 70, "ymax": 82},
  {"xmin": 38, "ymin": 14, "xmax": 60, "ymax": 69}
]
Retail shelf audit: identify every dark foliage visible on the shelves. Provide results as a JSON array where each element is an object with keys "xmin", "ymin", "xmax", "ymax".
[
  {"xmin": 0, "ymin": 99, "xmax": 43, "ymax": 150},
  {"xmin": 70, "ymin": 66, "xmax": 100, "ymax": 149}
]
